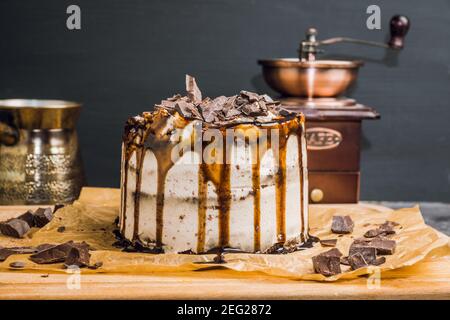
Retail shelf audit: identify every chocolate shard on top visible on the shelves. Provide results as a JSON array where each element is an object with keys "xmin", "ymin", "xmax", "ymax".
[
  {"xmin": 331, "ymin": 216, "xmax": 354, "ymax": 234},
  {"xmin": 186, "ymin": 75, "xmax": 202, "ymax": 103},
  {"xmin": 152, "ymin": 75, "xmax": 294, "ymax": 126}
]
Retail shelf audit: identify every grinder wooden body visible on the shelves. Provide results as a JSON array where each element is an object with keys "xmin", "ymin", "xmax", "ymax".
[{"xmin": 284, "ymin": 103, "xmax": 379, "ymax": 203}]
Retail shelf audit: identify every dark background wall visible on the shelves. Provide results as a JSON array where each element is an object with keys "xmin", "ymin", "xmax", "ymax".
[{"xmin": 0, "ymin": 0, "xmax": 449, "ymax": 201}]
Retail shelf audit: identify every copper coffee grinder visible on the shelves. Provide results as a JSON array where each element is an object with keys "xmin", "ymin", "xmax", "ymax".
[{"xmin": 259, "ymin": 15, "xmax": 410, "ymax": 203}]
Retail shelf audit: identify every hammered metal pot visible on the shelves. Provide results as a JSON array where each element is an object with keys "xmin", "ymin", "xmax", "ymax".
[{"xmin": 0, "ymin": 99, "xmax": 84, "ymax": 205}]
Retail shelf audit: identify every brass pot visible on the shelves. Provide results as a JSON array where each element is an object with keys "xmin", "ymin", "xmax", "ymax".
[
  {"xmin": 0, "ymin": 99, "xmax": 84, "ymax": 205},
  {"xmin": 258, "ymin": 59, "xmax": 363, "ymax": 98}
]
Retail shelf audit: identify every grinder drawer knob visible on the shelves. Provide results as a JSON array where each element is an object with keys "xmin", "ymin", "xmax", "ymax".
[{"xmin": 311, "ymin": 188, "xmax": 324, "ymax": 203}]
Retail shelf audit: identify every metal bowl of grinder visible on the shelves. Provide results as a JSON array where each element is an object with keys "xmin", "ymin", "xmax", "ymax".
[{"xmin": 258, "ymin": 58, "xmax": 363, "ymax": 98}]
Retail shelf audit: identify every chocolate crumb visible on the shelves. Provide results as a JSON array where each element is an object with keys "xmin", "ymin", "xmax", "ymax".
[
  {"xmin": 9, "ymin": 261, "xmax": 25, "ymax": 269},
  {"xmin": 57, "ymin": 226, "xmax": 66, "ymax": 233}
]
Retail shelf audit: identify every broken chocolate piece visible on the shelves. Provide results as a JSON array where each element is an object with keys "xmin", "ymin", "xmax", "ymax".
[
  {"xmin": 348, "ymin": 252, "xmax": 369, "ymax": 270},
  {"xmin": 364, "ymin": 228, "xmax": 382, "ymax": 238},
  {"xmin": 331, "ymin": 216, "xmax": 354, "ymax": 234},
  {"xmin": 364, "ymin": 220, "xmax": 399, "ymax": 238},
  {"xmin": 312, "ymin": 249, "xmax": 343, "ymax": 276},
  {"xmin": 29, "ymin": 241, "xmax": 90, "ymax": 264},
  {"xmin": 0, "ymin": 248, "xmax": 15, "ymax": 262},
  {"xmin": 9, "ymin": 261, "xmax": 25, "ymax": 269},
  {"xmin": 64, "ymin": 246, "xmax": 91, "ymax": 267},
  {"xmin": 372, "ymin": 256, "xmax": 386, "ymax": 266},
  {"xmin": 349, "ymin": 244, "xmax": 377, "ymax": 264},
  {"xmin": 17, "ymin": 210, "xmax": 35, "ymax": 227},
  {"xmin": 369, "ymin": 237, "xmax": 396, "ymax": 255},
  {"xmin": 150, "ymin": 74, "xmax": 294, "ymax": 126},
  {"xmin": 320, "ymin": 239, "xmax": 337, "ymax": 247},
  {"xmin": 186, "ymin": 75, "xmax": 202, "ymax": 103},
  {"xmin": 0, "ymin": 218, "xmax": 30, "ymax": 238},
  {"xmin": 33, "ymin": 207, "xmax": 53, "ymax": 228}
]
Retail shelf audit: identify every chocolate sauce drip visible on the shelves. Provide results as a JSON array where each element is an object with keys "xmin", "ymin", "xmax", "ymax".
[
  {"xmin": 132, "ymin": 149, "xmax": 145, "ymax": 240},
  {"xmin": 251, "ymin": 142, "xmax": 261, "ymax": 252},
  {"xmin": 274, "ymin": 124, "xmax": 287, "ymax": 244},
  {"xmin": 197, "ymin": 164, "xmax": 207, "ymax": 253}
]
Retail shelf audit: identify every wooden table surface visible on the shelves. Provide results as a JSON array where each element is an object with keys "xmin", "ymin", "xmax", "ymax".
[{"xmin": 0, "ymin": 203, "xmax": 449, "ymax": 300}]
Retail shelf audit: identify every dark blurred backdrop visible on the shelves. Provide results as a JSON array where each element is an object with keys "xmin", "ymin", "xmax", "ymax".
[{"xmin": 0, "ymin": 0, "xmax": 449, "ymax": 201}]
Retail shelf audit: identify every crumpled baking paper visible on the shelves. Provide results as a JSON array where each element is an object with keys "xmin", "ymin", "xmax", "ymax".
[{"xmin": 0, "ymin": 187, "xmax": 448, "ymax": 281}]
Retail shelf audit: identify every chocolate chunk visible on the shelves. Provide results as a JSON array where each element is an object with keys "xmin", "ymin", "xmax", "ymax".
[
  {"xmin": 17, "ymin": 210, "xmax": 35, "ymax": 227},
  {"xmin": 186, "ymin": 75, "xmax": 202, "ymax": 103},
  {"xmin": 9, "ymin": 261, "xmax": 25, "ymax": 269},
  {"xmin": 240, "ymin": 102, "xmax": 264, "ymax": 116},
  {"xmin": 35, "ymin": 243, "xmax": 56, "ymax": 252},
  {"xmin": 349, "ymin": 244, "xmax": 377, "ymax": 264},
  {"xmin": 320, "ymin": 239, "xmax": 337, "ymax": 247},
  {"xmin": 378, "ymin": 221, "xmax": 398, "ymax": 234},
  {"xmin": 331, "ymin": 216, "xmax": 354, "ymax": 234},
  {"xmin": 33, "ymin": 207, "xmax": 53, "ymax": 228},
  {"xmin": 364, "ymin": 228, "xmax": 382, "ymax": 238},
  {"xmin": 369, "ymin": 237, "xmax": 396, "ymax": 255},
  {"xmin": 29, "ymin": 241, "xmax": 90, "ymax": 264},
  {"xmin": 321, "ymin": 248, "xmax": 343, "ymax": 258},
  {"xmin": 57, "ymin": 226, "xmax": 66, "ymax": 233},
  {"xmin": 64, "ymin": 246, "xmax": 91, "ymax": 268},
  {"xmin": 364, "ymin": 221, "xmax": 399, "ymax": 238},
  {"xmin": 0, "ymin": 248, "xmax": 15, "ymax": 262},
  {"xmin": 348, "ymin": 252, "xmax": 369, "ymax": 270},
  {"xmin": 175, "ymin": 100, "xmax": 202, "ymax": 120},
  {"xmin": 372, "ymin": 256, "xmax": 386, "ymax": 266},
  {"xmin": 312, "ymin": 249, "xmax": 343, "ymax": 276},
  {"xmin": 0, "ymin": 218, "xmax": 30, "ymax": 238}
]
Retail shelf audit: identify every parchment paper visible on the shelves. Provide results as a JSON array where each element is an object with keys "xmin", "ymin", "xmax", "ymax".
[{"xmin": 0, "ymin": 187, "xmax": 448, "ymax": 281}]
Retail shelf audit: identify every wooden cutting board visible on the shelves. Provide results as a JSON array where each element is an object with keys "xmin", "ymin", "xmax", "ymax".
[{"xmin": 0, "ymin": 205, "xmax": 449, "ymax": 299}]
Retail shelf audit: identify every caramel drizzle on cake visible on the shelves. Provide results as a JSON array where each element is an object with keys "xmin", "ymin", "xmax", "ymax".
[{"xmin": 120, "ymin": 75, "xmax": 308, "ymax": 253}]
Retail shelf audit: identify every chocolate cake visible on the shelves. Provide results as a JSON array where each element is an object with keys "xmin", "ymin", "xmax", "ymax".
[{"xmin": 119, "ymin": 75, "xmax": 309, "ymax": 253}]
